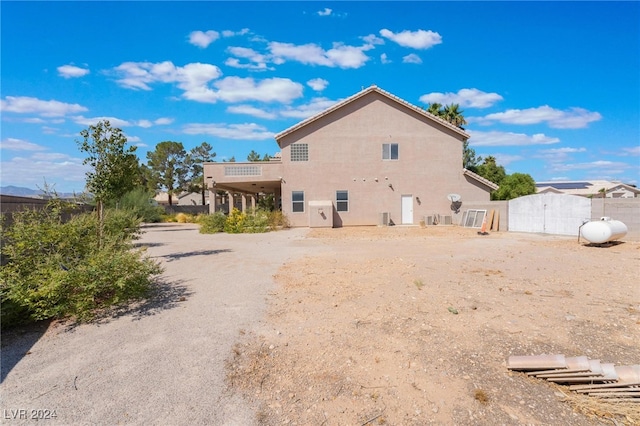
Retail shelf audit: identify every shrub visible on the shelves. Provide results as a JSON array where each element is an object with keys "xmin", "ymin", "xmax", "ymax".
[
  {"xmin": 267, "ymin": 210, "xmax": 290, "ymax": 230},
  {"xmin": 244, "ymin": 209, "xmax": 269, "ymax": 233},
  {"xmin": 110, "ymin": 188, "xmax": 164, "ymax": 223},
  {"xmin": 0, "ymin": 203, "xmax": 162, "ymax": 327},
  {"xmin": 175, "ymin": 212, "xmax": 189, "ymax": 223},
  {"xmin": 224, "ymin": 208, "xmax": 247, "ymax": 233},
  {"xmin": 198, "ymin": 212, "xmax": 227, "ymax": 234}
]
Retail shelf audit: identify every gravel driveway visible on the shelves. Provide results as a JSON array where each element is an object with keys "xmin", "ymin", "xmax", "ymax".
[{"xmin": 1, "ymin": 223, "xmax": 311, "ymax": 425}]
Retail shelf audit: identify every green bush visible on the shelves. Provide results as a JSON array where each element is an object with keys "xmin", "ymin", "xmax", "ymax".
[
  {"xmin": 198, "ymin": 212, "xmax": 227, "ymax": 234},
  {"xmin": 244, "ymin": 209, "xmax": 270, "ymax": 233},
  {"xmin": 110, "ymin": 187, "xmax": 164, "ymax": 223},
  {"xmin": 224, "ymin": 208, "xmax": 247, "ymax": 233},
  {"xmin": 0, "ymin": 203, "xmax": 162, "ymax": 327}
]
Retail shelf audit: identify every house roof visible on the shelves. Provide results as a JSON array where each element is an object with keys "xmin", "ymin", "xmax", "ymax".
[
  {"xmin": 535, "ymin": 180, "xmax": 639, "ymax": 197},
  {"xmin": 274, "ymin": 85, "xmax": 470, "ymax": 144},
  {"xmin": 463, "ymin": 169, "xmax": 499, "ymax": 191}
]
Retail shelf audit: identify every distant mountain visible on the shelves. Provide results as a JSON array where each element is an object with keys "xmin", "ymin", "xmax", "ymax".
[{"xmin": 0, "ymin": 186, "xmax": 79, "ymax": 199}]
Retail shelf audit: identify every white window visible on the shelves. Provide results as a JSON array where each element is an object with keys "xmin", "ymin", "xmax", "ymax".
[
  {"xmin": 382, "ymin": 143, "xmax": 398, "ymax": 160},
  {"xmin": 292, "ymin": 191, "xmax": 304, "ymax": 212},
  {"xmin": 291, "ymin": 143, "xmax": 309, "ymax": 161},
  {"xmin": 336, "ymin": 190, "xmax": 349, "ymax": 212}
]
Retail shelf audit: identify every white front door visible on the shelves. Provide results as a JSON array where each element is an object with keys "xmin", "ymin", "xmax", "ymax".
[{"xmin": 401, "ymin": 195, "xmax": 413, "ymax": 224}]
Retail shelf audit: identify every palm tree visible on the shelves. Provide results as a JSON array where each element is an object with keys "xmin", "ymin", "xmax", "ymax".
[
  {"xmin": 443, "ymin": 103, "xmax": 467, "ymax": 128},
  {"xmin": 426, "ymin": 103, "xmax": 443, "ymax": 117}
]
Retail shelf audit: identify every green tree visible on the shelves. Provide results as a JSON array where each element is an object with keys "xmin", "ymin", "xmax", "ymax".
[
  {"xmin": 262, "ymin": 153, "xmax": 272, "ymax": 161},
  {"xmin": 146, "ymin": 141, "xmax": 188, "ymax": 206},
  {"xmin": 493, "ymin": 173, "xmax": 536, "ymax": 200},
  {"xmin": 187, "ymin": 142, "xmax": 216, "ymax": 205},
  {"xmin": 77, "ymin": 120, "xmax": 140, "ymax": 245},
  {"xmin": 426, "ymin": 103, "xmax": 444, "ymax": 117},
  {"xmin": 463, "ymin": 140, "xmax": 482, "ymax": 172},
  {"xmin": 443, "ymin": 103, "xmax": 467, "ymax": 128},
  {"xmin": 476, "ymin": 156, "xmax": 506, "ymax": 186},
  {"xmin": 223, "ymin": 156, "xmax": 236, "ymax": 163},
  {"xmin": 247, "ymin": 150, "xmax": 261, "ymax": 162}
]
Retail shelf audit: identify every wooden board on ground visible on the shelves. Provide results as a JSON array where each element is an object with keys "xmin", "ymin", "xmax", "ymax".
[
  {"xmin": 492, "ymin": 210, "xmax": 500, "ymax": 231},
  {"xmin": 487, "ymin": 210, "xmax": 495, "ymax": 230}
]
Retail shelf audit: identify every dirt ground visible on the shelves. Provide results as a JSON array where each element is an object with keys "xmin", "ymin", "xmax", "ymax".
[{"xmin": 227, "ymin": 226, "xmax": 640, "ymax": 425}]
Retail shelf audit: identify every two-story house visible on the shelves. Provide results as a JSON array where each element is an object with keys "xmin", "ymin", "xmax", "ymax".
[{"xmin": 204, "ymin": 85, "xmax": 497, "ymax": 227}]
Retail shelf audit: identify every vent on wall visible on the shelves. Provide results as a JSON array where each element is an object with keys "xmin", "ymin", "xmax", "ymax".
[{"xmin": 378, "ymin": 212, "xmax": 390, "ymax": 226}]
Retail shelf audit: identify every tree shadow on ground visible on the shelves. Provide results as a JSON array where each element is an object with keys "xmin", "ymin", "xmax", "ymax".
[
  {"xmin": 155, "ymin": 249, "xmax": 232, "ymax": 262},
  {"xmin": 132, "ymin": 242, "xmax": 165, "ymax": 248},
  {"xmin": 1, "ymin": 319, "xmax": 52, "ymax": 383}
]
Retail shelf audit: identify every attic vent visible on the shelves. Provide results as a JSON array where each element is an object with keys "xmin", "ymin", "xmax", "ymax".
[{"xmin": 378, "ymin": 212, "xmax": 390, "ymax": 226}]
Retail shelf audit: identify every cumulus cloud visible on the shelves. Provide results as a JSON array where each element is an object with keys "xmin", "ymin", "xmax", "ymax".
[
  {"xmin": 402, "ymin": 53, "xmax": 422, "ymax": 64},
  {"xmin": 225, "ymin": 47, "xmax": 271, "ymax": 71},
  {"xmin": 551, "ymin": 160, "xmax": 632, "ymax": 173},
  {"xmin": 226, "ymin": 105, "xmax": 278, "ymax": 120},
  {"xmin": 1, "ymin": 96, "xmax": 88, "ymax": 117},
  {"xmin": 472, "ymin": 105, "xmax": 602, "ymax": 129},
  {"xmin": 380, "ymin": 53, "xmax": 391, "ymax": 64},
  {"xmin": 112, "ymin": 61, "xmax": 222, "ymax": 103},
  {"xmin": 214, "ymin": 77, "xmax": 303, "ymax": 103},
  {"xmin": 182, "ymin": 122, "xmax": 275, "ymax": 140},
  {"xmin": 468, "ymin": 130, "xmax": 560, "ymax": 147},
  {"xmin": 268, "ymin": 41, "xmax": 371, "ymax": 69},
  {"xmin": 154, "ymin": 117, "xmax": 174, "ymax": 125},
  {"xmin": 535, "ymin": 147, "xmax": 586, "ymax": 162},
  {"xmin": 222, "ymin": 28, "xmax": 250, "ymax": 37},
  {"xmin": 420, "ymin": 88, "xmax": 503, "ymax": 109},
  {"xmin": 72, "ymin": 115, "xmax": 131, "ymax": 127},
  {"xmin": 57, "ymin": 64, "xmax": 90, "ymax": 78},
  {"xmin": 188, "ymin": 30, "xmax": 220, "ymax": 48},
  {"xmin": 1, "ymin": 137, "xmax": 48, "ymax": 151},
  {"xmin": 317, "ymin": 8, "xmax": 332, "ymax": 16},
  {"xmin": 379, "ymin": 29, "xmax": 442, "ymax": 49},
  {"xmin": 307, "ymin": 78, "xmax": 328, "ymax": 91},
  {"xmin": 362, "ymin": 34, "xmax": 385, "ymax": 46},
  {"xmin": 280, "ymin": 97, "xmax": 339, "ymax": 119},
  {"xmin": 1, "ymin": 151, "xmax": 88, "ymax": 191}
]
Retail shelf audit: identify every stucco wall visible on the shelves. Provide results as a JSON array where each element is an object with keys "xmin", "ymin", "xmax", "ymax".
[
  {"xmin": 509, "ymin": 194, "xmax": 591, "ymax": 236},
  {"xmin": 591, "ymin": 198, "xmax": 640, "ymax": 240},
  {"xmin": 278, "ymin": 92, "xmax": 490, "ymax": 227}
]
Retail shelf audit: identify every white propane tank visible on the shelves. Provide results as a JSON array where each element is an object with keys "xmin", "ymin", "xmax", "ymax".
[{"xmin": 580, "ymin": 217, "xmax": 628, "ymax": 244}]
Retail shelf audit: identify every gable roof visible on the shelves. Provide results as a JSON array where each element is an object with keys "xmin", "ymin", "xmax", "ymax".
[
  {"xmin": 463, "ymin": 169, "xmax": 499, "ymax": 191},
  {"xmin": 275, "ymin": 85, "xmax": 470, "ymax": 144},
  {"xmin": 536, "ymin": 180, "xmax": 639, "ymax": 197}
]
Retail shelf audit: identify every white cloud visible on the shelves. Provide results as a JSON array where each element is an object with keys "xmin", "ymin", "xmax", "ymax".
[
  {"xmin": 268, "ymin": 41, "xmax": 370, "ymax": 69},
  {"xmin": 307, "ymin": 78, "xmax": 328, "ymax": 91},
  {"xmin": 317, "ymin": 8, "xmax": 332, "ymax": 16},
  {"xmin": 1, "ymin": 96, "xmax": 88, "ymax": 117},
  {"xmin": 472, "ymin": 105, "xmax": 602, "ymax": 129},
  {"xmin": 493, "ymin": 154, "xmax": 524, "ymax": 166},
  {"xmin": 468, "ymin": 130, "xmax": 560, "ymax": 147},
  {"xmin": 214, "ymin": 77, "xmax": 303, "ymax": 104},
  {"xmin": 0, "ymin": 152, "xmax": 88, "ymax": 192},
  {"xmin": 535, "ymin": 147, "xmax": 586, "ymax": 162},
  {"xmin": 280, "ymin": 97, "xmax": 339, "ymax": 119},
  {"xmin": 379, "ymin": 29, "xmax": 442, "ymax": 49},
  {"xmin": 226, "ymin": 105, "xmax": 277, "ymax": 119},
  {"xmin": 154, "ymin": 117, "xmax": 174, "ymax": 125},
  {"xmin": 126, "ymin": 135, "xmax": 142, "ymax": 143},
  {"xmin": 362, "ymin": 34, "xmax": 385, "ymax": 46},
  {"xmin": 182, "ymin": 122, "xmax": 275, "ymax": 140},
  {"xmin": 225, "ymin": 47, "xmax": 271, "ymax": 71},
  {"xmin": 188, "ymin": 30, "xmax": 220, "ymax": 48},
  {"xmin": 420, "ymin": 88, "xmax": 504, "ymax": 109},
  {"xmin": 620, "ymin": 146, "xmax": 640, "ymax": 156},
  {"xmin": 380, "ymin": 53, "xmax": 391, "ymax": 64},
  {"xmin": 112, "ymin": 61, "xmax": 223, "ymax": 103},
  {"xmin": 551, "ymin": 160, "xmax": 633, "ymax": 173},
  {"xmin": 222, "ymin": 28, "xmax": 250, "ymax": 38},
  {"xmin": 72, "ymin": 115, "xmax": 131, "ymax": 127},
  {"xmin": 402, "ymin": 53, "xmax": 422, "ymax": 64},
  {"xmin": 1, "ymin": 137, "xmax": 48, "ymax": 151},
  {"xmin": 137, "ymin": 119, "xmax": 153, "ymax": 128},
  {"xmin": 57, "ymin": 64, "xmax": 90, "ymax": 79}
]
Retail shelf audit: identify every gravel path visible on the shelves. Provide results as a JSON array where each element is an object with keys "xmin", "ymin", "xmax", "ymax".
[{"xmin": 1, "ymin": 223, "xmax": 311, "ymax": 425}]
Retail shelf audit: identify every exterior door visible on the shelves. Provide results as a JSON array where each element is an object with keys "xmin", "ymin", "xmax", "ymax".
[{"xmin": 401, "ymin": 195, "xmax": 413, "ymax": 224}]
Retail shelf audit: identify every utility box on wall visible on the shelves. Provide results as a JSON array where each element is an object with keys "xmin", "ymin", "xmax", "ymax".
[{"xmin": 309, "ymin": 200, "xmax": 333, "ymax": 228}]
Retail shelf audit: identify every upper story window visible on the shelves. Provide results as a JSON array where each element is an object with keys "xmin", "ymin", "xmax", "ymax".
[
  {"xmin": 382, "ymin": 143, "xmax": 398, "ymax": 160},
  {"xmin": 291, "ymin": 143, "xmax": 309, "ymax": 161},
  {"xmin": 336, "ymin": 190, "xmax": 349, "ymax": 212}
]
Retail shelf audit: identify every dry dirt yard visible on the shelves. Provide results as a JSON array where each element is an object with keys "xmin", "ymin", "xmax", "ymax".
[{"xmin": 227, "ymin": 226, "xmax": 640, "ymax": 425}]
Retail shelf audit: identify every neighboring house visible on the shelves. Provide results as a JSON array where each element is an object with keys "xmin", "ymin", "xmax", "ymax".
[
  {"xmin": 536, "ymin": 180, "xmax": 639, "ymax": 198},
  {"xmin": 154, "ymin": 191, "xmax": 209, "ymax": 206},
  {"xmin": 204, "ymin": 85, "xmax": 498, "ymax": 227}
]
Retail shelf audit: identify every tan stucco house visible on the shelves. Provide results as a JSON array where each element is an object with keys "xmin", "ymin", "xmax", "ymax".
[{"xmin": 204, "ymin": 85, "xmax": 497, "ymax": 227}]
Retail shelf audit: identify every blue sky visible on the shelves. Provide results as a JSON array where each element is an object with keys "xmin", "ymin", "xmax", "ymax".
[{"xmin": 1, "ymin": 1, "xmax": 639, "ymax": 193}]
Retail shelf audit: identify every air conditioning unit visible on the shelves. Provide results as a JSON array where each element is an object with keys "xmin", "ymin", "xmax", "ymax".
[
  {"xmin": 443, "ymin": 215, "xmax": 452, "ymax": 225},
  {"xmin": 378, "ymin": 212, "xmax": 390, "ymax": 226},
  {"xmin": 425, "ymin": 215, "xmax": 434, "ymax": 226}
]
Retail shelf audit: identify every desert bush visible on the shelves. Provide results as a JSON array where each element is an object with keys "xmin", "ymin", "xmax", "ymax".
[
  {"xmin": 0, "ymin": 202, "xmax": 162, "ymax": 327},
  {"xmin": 110, "ymin": 187, "xmax": 164, "ymax": 223},
  {"xmin": 198, "ymin": 212, "xmax": 227, "ymax": 234},
  {"xmin": 244, "ymin": 209, "xmax": 270, "ymax": 233},
  {"xmin": 175, "ymin": 212, "xmax": 189, "ymax": 223},
  {"xmin": 267, "ymin": 210, "xmax": 290, "ymax": 229},
  {"xmin": 224, "ymin": 208, "xmax": 247, "ymax": 233}
]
